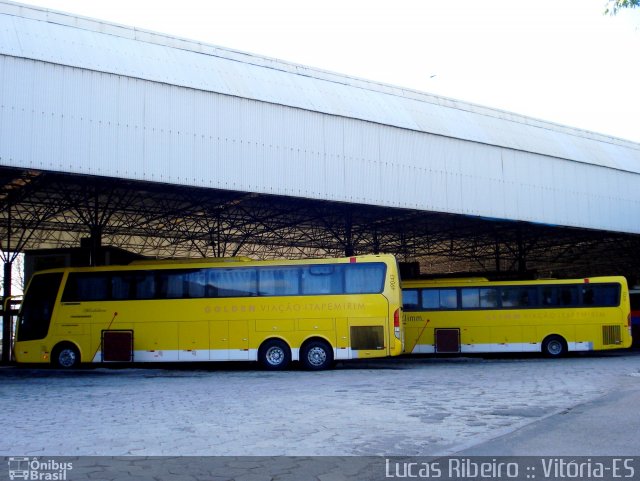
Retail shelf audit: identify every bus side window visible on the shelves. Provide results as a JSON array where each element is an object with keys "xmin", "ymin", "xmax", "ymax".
[
  {"xmin": 136, "ymin": 272, "xmax": 156, "ymax": 299},
  {"xmin": 461, "ymin": 288, "xmax": 479, "ymax": 308},
  {"xmin": 344, "ymin": 264, "xmax": 385, "ymax": 294},
  {"xmin": 185, "ymin": 270, "xmax": 206, "ymax": 298},
  {"xmin": 421, "ymin": 289, "xmax": 439, "ymax": 310},
  {"xmin": 499, "ymin": 287, "xmax": 534, "ymax": 308},
  {"xmin": 500, "ymin": 287, "xmax": 519, "ymax": 308},
  {"xmin": 157, "ymin": 271, "xmax": 186, "ymax": 299},
  {"xmin": 582, "ymin": 286, "xmax": 595, "ymax": 305},
  {"xmin": 302, "ymin": 265, "xmax": 343, "ymax": 295},
  {"xmin": 63, "ymin": 273, "xmax": 110, "ymax": 302},
  {"xmin": 480, "ymin": 288, "xmax": 498, "ymax": 308},
  {"xmin": 583, "ymin": 284, "xmax": 620, "ymax": 307},
  {"xmin": 541, "ymin": 286, "xmax": 579, "ymax": 306},
  {"xmin": 439, "ymin": 289, "xmax": 458, "ymax": 309},
  {"xmin": 211, "ymin": 268, "xmax": 257, "ymax": 297},
  {"xmin": 559, "ymin": 286, "xmax": 579, "ymax": 306},
  {"xmin": 542, "ymin": 286, "xmax": 556, "ymax": 306},
  {"xmin": 461, "ymin": 288, "xmax": 498, "ymax": 308},
  {"xmin": 258, "ymin": 267, "xmax": 300, "ymax": 296},
  {"xmin": 111, "ymin": 274, "xmax": 133, "ymax": 300},
  {"xmin": 402, "ymin": 289, "xmax": 419, "ymax": 310}
]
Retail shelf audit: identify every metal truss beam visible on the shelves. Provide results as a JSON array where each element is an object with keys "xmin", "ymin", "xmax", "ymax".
[{"xmin": 1, "ymin": 166, "xmax": 640, "ymax": 282}]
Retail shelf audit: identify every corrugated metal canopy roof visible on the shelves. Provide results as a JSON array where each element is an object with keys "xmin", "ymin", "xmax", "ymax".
[{"xmin": 1, "ymin": 0, "xmax": 639, "ymax": 174}]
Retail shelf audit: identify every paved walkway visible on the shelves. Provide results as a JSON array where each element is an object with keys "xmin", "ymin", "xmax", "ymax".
[{"xmin": 458, "ymin": 381, "xmax": 640, "ymax": 455}]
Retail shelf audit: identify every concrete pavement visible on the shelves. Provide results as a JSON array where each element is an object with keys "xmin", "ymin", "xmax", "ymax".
[{"xmin": 2, "ymin": 352, "xmax": 639, "ymax": 457}]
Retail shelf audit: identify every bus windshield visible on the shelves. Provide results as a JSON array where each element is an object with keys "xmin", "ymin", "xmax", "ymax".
[{"xmin": 17, "ymin": 272, "xmax": 63, "ymax": 342}]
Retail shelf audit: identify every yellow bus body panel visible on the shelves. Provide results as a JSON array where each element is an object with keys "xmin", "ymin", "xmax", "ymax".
[
  {"xmin": 15, "ymin": 254, "xmax": 404, "ymax": 365},
  {"xmin": 403, "ymin": 276, "xmax": 632, "ymax": 355}
]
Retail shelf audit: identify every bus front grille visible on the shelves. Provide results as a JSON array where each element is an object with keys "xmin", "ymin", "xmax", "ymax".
[{"xmin": 602, "ymin": 325, "xmax": 622, "ymax": 345}]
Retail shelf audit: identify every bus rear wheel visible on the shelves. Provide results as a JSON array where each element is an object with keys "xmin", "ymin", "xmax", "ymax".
[
  {"xmin": 258, "ymin": 339, "xmax": 291, "ymax": 370},
  {"xmin": 301, "ymin": 340, "xmax": 334, "ymax": 371},
  {"xmin": 52, "ymin": 343, "xmax": 80, "ymax": 369},
  {"xmin": 542, "ymin": 335, "xmax": 567, "ymax": 358}
]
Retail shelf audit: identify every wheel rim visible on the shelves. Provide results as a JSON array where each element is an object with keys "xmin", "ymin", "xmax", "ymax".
[
  {"xmin": 265, "ymin": 346, "xmax": 285, "ymax": 366},
  {"xmin": 547, "ymin": 340, "xmax": 562, "ymax": 356},
  {"xmin": 307, "ymin": 346, "xmax": 327, "ymax": 367},
  {"xmin": 58, "ymin": 348, "xmax": 77, "ymax": 368}
]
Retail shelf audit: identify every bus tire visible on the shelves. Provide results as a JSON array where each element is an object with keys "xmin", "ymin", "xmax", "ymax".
[
  {"xmin": 258, "ymin": 339, "xmax": 291, "ymax": 370},
  {"xmin": 542, "ymin": 335, "xmax": 567, "ymax": 358},
  {"xmin": 301, "ymin": 340, "xmax": 334, "ymax": 371},
  {"xmin": 52, "ymin": 343, "xmax": 81, "ymax": 369}
]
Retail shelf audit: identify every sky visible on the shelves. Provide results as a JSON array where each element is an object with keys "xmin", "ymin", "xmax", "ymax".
[{"xmin": 13, "ymin": 0, "xmax": 640, "ymax": 142}]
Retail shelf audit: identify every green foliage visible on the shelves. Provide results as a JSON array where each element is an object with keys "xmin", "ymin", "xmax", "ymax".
[{"xmin": 605, "ymin": 0, "xmax": 640, "ymax": 15}]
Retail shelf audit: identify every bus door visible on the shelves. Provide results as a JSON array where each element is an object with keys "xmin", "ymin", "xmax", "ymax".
[{"xmin": 435, "ymin": 328, "xmax": 460, "ymax": 353}]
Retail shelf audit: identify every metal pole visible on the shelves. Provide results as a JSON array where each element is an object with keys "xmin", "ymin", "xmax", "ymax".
[
  {"xmin": 2, "ymin": 206, "xmax": 11, "ymax": 363},
  {"xmin": 344, "ymin": 213, "xmax": 354, "ymax": 257},
  {"xmin": 90, "ymin": 225, "xmax": 102, "ymax": 267},
  {"xmin": 2, "ymin": 261, "xmax": 12, "ymax": 363},
  {"xmin": 517, "ymin": 228, "xmax": 526, "ymax": 274},
  {"xmin": 372, "ymin": 230, "xmax": 380, "ymax": 254}
]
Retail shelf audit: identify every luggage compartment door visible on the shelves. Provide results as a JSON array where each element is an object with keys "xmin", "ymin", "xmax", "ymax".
[
  {"xmin": 102, "ymin": 330, "xmax": 134, "ymax": 362},
  {"xmin": 435, "ymin": 328, "xmax": 460, "ymax": 353}
]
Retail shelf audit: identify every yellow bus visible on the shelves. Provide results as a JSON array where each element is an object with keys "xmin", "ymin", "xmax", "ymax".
[
  {"xmin": 15, "ymin": 254, "xmax": 404, "ymax": 370},
  {"xmin": 402, "ymin": 276, "xmax": 632, "ymax": 357}
]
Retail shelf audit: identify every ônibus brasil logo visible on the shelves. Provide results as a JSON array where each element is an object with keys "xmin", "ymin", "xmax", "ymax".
[{"xmin": 7, "ymin": 457, "xmax": 73, "ymax": 480}]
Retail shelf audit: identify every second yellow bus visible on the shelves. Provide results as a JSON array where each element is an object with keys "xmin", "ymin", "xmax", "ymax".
[{"xmin": 402, "ymin": 276, "xmax": 632, "ymax": 357}]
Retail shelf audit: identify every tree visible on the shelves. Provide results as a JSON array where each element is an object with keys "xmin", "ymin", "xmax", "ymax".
[
  {"xmin": 0, "ymin": 252, "xmax": 25, "ymax": 296},
  {"xmin": 605, "ymin": 0, "xmax": 640, "ymax": 15}
]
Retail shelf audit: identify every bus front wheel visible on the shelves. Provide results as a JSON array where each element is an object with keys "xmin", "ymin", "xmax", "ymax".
[
  {"xmin": 258, "ymin": 339, "xmax": 291, "ymax": 370},
  {"xmin": 301, "ymin": 340, "xmax": 334, "ymax": 371},
  {"xmin": 542, "ymin": 335, "xmax": 567, "ymax": 358},
  {"xmin": 52, "ymin": 343, "xmax": 81, "ymax": 369}
]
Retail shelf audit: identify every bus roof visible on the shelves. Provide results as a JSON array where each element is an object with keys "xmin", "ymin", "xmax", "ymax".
[
  {"xmin": 28, "ymin": 253, "xmax": 397, "ymax": 275},
  {"xmin": 402, "ymin": 276, "xmax": 628, "ymax": 288},
  {"xmin": 128, "ymin": 256, "xmax": 253, "ymax": 265}
]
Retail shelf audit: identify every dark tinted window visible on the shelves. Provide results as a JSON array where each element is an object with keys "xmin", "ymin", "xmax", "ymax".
[
  {"xmin": 480, "ymin": 288, "xmax": 499, "ymax": 308},
  {"xmin": 301, "ymin": 265, "xmax": 343, "ymax": 295},
  {"xmin": 185, "ymin": 270, "xmax": 207, "ymax": 298},
  {"xmin": 58, "ymin": 262, "xmax": 387, "ymax": 302},
  {"xmin": 500, "ymin": 286, "xmax": 538, "ymax": 308},
  {"xmin": 62, "ymin": 273, "xmax": 109, "ymax": 302},
  {"xmin": 209, "ymin": 268, "xmax": 257, "ymax": 297},
  {"xmin": 344, "ymin": 263, "xmax": 385, "ymax": 294},
  {"xmin": 581, "ymin": 284, "xmax": 620, "ymax": 307},
  {"xmin": 112, "ymin": 272, "xmax": 155, "ymax": 300},
  {"xmin": 406, "ymin": 283, "xmax": 621, "ymax": 311},
  {"xmin": 157, "ymin": 270, "xmax": 187, "ymax": 298},
  {"xmin": 18, "ymin": 273, "xmax": 63, "ymax": 341},
  {"xmin": 258, "ymin": 267, "xmax": 300, "ymax": 296},
  {"xmin": 419, "ymin": 288, "xmax": 457, "ymax": 310},
  {"xmin": 402, "ymin": 289, "xmax": 420, "ymax": 310},
  {"xmin": 421, "ymin": 289, "xmax": 439, "ymax": 309},
  {"xmin": 461, "ymin": 288, "xmax": 499, "ymax": 308},
  {"xmin": 541, "ymin": 285, "xmax": 580, "ymax": 307}
]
